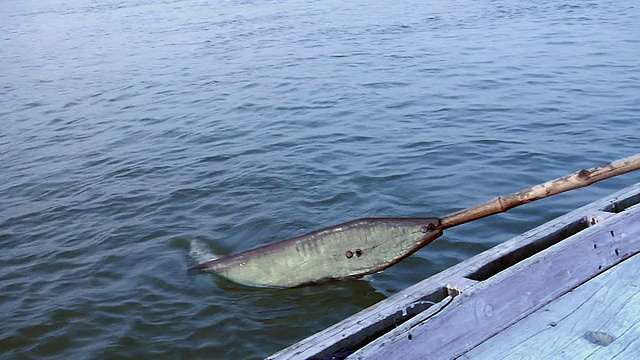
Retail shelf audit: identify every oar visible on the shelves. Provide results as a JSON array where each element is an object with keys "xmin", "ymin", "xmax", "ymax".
[{"xmin": 191, "ymin": 154, "xmax": 640, "ymax": 288}]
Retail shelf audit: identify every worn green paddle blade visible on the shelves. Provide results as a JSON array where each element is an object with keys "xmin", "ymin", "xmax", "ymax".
[{"xmin": 191, "ymin": 218, "xmax": 442, "ymax": 288}]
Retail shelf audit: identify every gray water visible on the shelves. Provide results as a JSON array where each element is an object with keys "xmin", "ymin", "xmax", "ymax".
[{"xmin": 1, "ymin": 0, "xmax": 639, "ymax": 358}]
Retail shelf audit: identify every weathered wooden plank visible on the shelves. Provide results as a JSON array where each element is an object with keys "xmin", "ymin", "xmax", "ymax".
[
  {"xmin": 268, "ymin": 184, "xmax": 640, "ymax": 359},
  {"xmin": 464, "ymin": 253, "xmax": 640, "ymax": 359},
  {"xmin": 348, "ymin": 203, "xmax": 640, "ymax": 359},
  {"xmin": 587, "ymin": 210, "xmax": 617, "ymax": 226}
]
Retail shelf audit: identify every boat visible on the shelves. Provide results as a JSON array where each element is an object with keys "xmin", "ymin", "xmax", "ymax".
[{"xmin": 268, "ymin": 183, "xmax": 640, "ymax": 359}]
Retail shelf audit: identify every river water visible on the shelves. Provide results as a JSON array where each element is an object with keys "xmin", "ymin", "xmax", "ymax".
[{"xmin": 1, "ymin": 0, "xmax": 639, "ymax": 358}]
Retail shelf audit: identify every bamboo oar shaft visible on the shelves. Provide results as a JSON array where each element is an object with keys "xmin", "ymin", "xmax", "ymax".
[{"xmin": 441, "ymin": 154, "xmax": 640, "ymax": 229}]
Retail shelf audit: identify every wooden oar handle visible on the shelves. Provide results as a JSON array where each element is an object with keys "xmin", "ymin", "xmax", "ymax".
[{"xmin": 440, "ymin": 154, "xmax": 640, "ymax": 229}]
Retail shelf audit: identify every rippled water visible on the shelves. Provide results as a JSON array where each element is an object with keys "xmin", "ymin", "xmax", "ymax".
[{"xmin": 1, "ymin": 0, "xmax": 639, "ymax": 358}]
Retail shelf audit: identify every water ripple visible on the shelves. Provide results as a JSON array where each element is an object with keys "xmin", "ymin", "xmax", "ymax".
[{"xmin": 1, "ymin": 0, "xmax": 639, "ymax": 358}]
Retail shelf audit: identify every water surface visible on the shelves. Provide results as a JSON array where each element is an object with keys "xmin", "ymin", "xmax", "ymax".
[{"xmin": 1, "ymin": 0, "xmax": 639, "ymax": 358}]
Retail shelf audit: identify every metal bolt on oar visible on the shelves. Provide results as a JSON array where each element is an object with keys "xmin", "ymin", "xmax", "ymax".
[{"xmin": 190, "ymin": 154, "xmax": 640, "ymax": 288}]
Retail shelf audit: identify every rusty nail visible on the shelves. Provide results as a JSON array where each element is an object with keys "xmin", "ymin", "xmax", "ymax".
[{"xmin": 422, "ymin": 224, "xmax": 436, "ymax": 233}]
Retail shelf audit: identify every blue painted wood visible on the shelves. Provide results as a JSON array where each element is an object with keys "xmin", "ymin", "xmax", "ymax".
[
  {"xmin": 465, "ymin": 253, "xmax": 640, "ymax": 359},
  {"xmin": 351, "ymin": 203, "xmax": 640, "ymax": 359},
  {"xmin": 268, "ymin": 184, "xmax": 640, "ymax": 360}
]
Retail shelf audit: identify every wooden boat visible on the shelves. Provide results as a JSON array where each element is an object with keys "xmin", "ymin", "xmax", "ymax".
[{"xmin": 268, "ymin": 183, "xmax": 640, "ymax": 359}]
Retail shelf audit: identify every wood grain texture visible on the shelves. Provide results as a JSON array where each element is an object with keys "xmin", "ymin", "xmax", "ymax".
[
  {"xmin": 268, "ymin": 184, "xmax": 640, "ymax": 360},
  {"xmin": 349, "ymin": 203, "xmax": 640, "ymax": 360},
  {"xmin": 464, "ymin": 254, "xmax": 640, "ymax": 359}
]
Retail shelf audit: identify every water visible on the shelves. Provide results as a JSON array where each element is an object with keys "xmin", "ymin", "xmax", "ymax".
[{"xmin": 1, "ymin": 0, "xmax": 639, "ymax": 358}]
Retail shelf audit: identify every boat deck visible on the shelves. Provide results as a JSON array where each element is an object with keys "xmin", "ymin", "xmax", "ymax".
[
  {"xmin": 465, "ymin": 249, "xmax": 640, "ymax": 359},
  {"xmin": 268, "ymin": 183, "xmax": 640, "ymax": 359}
]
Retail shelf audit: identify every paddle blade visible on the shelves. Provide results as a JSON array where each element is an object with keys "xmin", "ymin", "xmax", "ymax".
[{"xmin": 191, "ymin": 218, "xmax": 442, "ymax": 288}]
